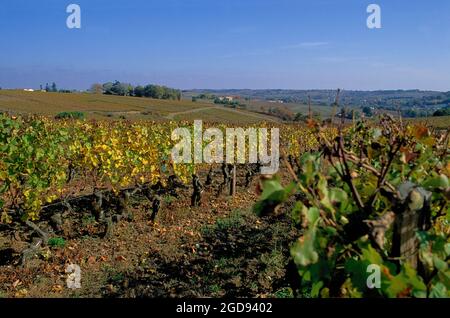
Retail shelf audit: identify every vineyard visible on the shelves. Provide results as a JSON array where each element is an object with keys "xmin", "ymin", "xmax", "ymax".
[
  {"xmin": 0, "ymin": 112, "xmax": 448, "ymax": 298},
  {"xmin": 257, "ymin": 116, "xmax": 450, "ymax": 297},
  {"xmin": 0, "ymin": 90, "xmax": 278, "ymax": 124}
]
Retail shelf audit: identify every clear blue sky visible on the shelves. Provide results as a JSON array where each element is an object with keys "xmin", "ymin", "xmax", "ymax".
[{"xmin": 1, "ymin": 0, "xmax": 449, "ymax": 91}]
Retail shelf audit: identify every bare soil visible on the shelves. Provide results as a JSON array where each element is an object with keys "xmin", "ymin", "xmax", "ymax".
[{"xmin": 0, "ymin": 167, "xmax": 298, "ymax": 298}]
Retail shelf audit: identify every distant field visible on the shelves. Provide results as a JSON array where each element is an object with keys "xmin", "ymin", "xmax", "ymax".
[
  {"xmin": 246, "ymin": 100, "xmax": 336, "ymax": 118},
  {"xmin": 172, "ymin": 107, "xmax": 280, "ymax": 124},
  {"xmin": 408, "ymin": 116, "xmax": 450, "ymax": 129},
  {"xmin": 0, "ymin": 90, "xmax": 281, "ymax": 123},
  {"xmin": 0, "ymin": 90, "xmax": 210, "ymax": 121}
]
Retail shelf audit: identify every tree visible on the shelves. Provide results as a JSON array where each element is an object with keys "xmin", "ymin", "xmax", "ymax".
[
  {"xmin": 433, "ymin": 106, "xmax": 450, "ymax": 116},
  {"xmin": 110, "ymin": 81, "xmax": 124, "ymax": 95},
  {"xmin": 99, "ymin": 81, "xmax": 181, "ymax": 100},
  {"xmin": 103, "ymin": 81, "xmax": 133, "ymax": 96},
  {"xmin": 45, "ymin": 83, "xmax": 50, "ymax": 92},
  {"xmin": 90, "ymin": 83, "xmax": 103, "ymax": 94},
  {"xmin": 361, "ymin": 106, "xmax": 374, "ymax": 117},
  {"xmin": 51, "ymin": 82, "xmax": 57, "ymax": 92},
  {"xmin": 294, "ymin": 113, "xmax": 307, "ymax": 122},
  {"xmin": 144, "ymin": 85, "xmax": 164, "ymax": 99},
  {"xmin": 114, "ymin": 82, "xmax": 132, "ymax": 96},
  {"xmin": 134, "ymin": 86, "xmax": 145, "ymax": 97},
  {"xmin": 102, "ymin": 82, "xmax": 114, "ymax": 94},
  {"xmin": 125, "ymin": 83, "xmax": 134, "ymax": 96}
]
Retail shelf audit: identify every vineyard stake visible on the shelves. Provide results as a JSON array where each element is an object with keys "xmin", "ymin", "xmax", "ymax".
[{"xmin": 230, "ymin": 165, "xmax": 237, "ymax": 197}]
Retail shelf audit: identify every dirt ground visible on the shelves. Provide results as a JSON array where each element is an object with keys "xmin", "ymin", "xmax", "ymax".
[{"xmin": 0, "ymin": 166, "xmax": 299, "ymax": 298}]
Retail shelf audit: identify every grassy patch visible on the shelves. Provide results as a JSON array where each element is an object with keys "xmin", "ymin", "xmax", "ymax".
[
  {"xmin": 111, "ymin": 273, "xmax": 125, "ymax": 283},
  {"xmin": 201, "ymin": 209, "xmax": 245, "ymax": 237},
  {"xmin": 81, "ymin": 215, "xmax": 97, "ymax": 227},
  {"xmin": 47, "ymin": 237, "xmax": 66, "ymax": 248},
  {"xmin": 55, "ymin": 111, "xmax": 85, "ymax": 120},
  {"xmin": 273, "ymin": 287, "xmax": 294, "ymax": 298},
  {"xmin": 163, "ymin": 195, "xmax": 177, "ymax": 204},
  {"xmin": 209, "ymin": 284, "xmax": 222, "ymax": 294},
  {"xmin": 214, "ymin": 209, "xmax": 245, "ymax": 231}
]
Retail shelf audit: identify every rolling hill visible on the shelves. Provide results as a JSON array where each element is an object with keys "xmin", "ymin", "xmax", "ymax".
[{"xmin": 0, "ymin": 90, "xmax": 278, "ymax": 123}]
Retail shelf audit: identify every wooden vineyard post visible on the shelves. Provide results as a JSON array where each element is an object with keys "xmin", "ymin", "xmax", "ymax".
[
  {"xmin": 392, "ymin": 209, "xmax": 420, "ymax": 269},
  {"xmin": 391, "ymin": 185, "xmax": 432, "ymax": 269},
  {"xmin": 230, "ymin": 164, "xmax": 236, "ymax": 197}
]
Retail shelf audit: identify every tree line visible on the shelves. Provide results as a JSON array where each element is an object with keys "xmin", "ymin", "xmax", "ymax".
[
  {"xmin": 90, "ymin": 81, "xmax": 181, "ymax": 101},
  {"xmin": 36, "ymin": 82, "xmax": 71, "ymax": 93},
  {"xmin": 433, "ymin": 105, "xmax": 450, "ymax": 116}
]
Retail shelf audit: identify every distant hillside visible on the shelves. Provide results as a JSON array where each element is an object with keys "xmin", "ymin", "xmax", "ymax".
[{"xmin": 184, "ymin": 89, "xmax": 450, "ymax": 117}]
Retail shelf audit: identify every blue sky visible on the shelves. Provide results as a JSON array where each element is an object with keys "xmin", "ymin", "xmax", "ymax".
[{"xmin": 1, "ymin": 0, "xmax": 449, "ymax": 91}]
